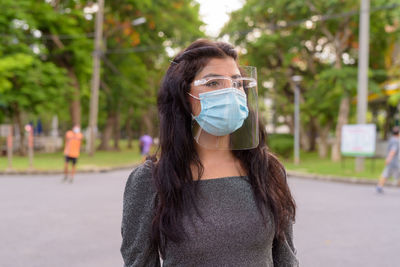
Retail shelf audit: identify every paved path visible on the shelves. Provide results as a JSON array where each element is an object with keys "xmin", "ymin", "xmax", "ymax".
[
  {"xmin": 1, "ymin": 171, "xmax": 399, "ymax": 266},
  {"xmin": 290, "ymin": 178, "xmax": 400, "ymax": 267},
  {"xmin": 0, "ymin": 170, "xmax": 130, "ymax": 267}
]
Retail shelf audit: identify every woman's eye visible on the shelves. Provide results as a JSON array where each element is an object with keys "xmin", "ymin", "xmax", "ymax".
[
  {"xmin": 236, "ymin": 81, "xmax": 243, "ymax": 87},
  {"xmin": 205, "ymin": 81, "xmax": 219, "ymax": 87},
  {"xmin": 233, "ymin": 80, "xmax": 243, "ymax": 88}
]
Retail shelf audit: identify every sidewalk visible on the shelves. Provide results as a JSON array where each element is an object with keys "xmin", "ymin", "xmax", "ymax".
[
  {"xmin": 2, "ymin": 164, "xmax": 388, "ymax": 187},
  {"xmin": 0, "ymin": 163, "xmax": 137, "ymax": 175},
  {"xmin": 286, "ymin": 170, "xmax": 395, "ymax": 187}
]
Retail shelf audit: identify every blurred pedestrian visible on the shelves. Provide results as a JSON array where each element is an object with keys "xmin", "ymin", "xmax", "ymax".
[
  {"xmin": 376, "ymin": 126, "xmax": 400, "ymax": 193},
  {"xmin": 139, "ymin": 134, "xmax": 153, "ymax": 161},
  {"xmin": 121, "ymin": 39, "xmax": 298, "ymax": 266},
  {"xmin": 62, "ymin": 125, "xmax": 83, "ymax": 183}
]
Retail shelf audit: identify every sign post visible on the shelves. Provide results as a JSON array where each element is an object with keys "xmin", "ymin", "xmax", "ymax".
[
  {"xmin": 7, "ymin": 125, "xmax": 13, "ymax": 170},
  {"xmin": 292, "ymin": 75, "xmax": 302, "ymax": 165},
  {"xmin": 356, "ymin": 0, "xmax": 370, "ymax": 172},
  {"xmin": 25, "ymin": 125, "xmax": 34, "ymax": 170}
]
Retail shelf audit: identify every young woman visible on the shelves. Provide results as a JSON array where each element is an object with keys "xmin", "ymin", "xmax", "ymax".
[{"xmin": 121, "ymin": 39, "xmax": 298, "ymax": 266}]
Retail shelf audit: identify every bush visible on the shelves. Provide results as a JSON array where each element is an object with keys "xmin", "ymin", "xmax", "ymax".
[{"xmin": 267, "ymin": 134, "xmax": 293, "ymax": 158}]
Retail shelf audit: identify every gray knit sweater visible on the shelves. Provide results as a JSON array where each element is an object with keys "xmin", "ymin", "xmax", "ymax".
[{"xmin": 121, "ymin": 161, "xmax": 298, "ymax": 266}]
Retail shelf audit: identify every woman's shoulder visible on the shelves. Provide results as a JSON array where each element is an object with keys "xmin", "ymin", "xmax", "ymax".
[
  {"xmin": 129, "ymin": 160, "xmax": 153, "ymax": 178},
  {"xmin": 124, "ymin": 160, "xmax": 156, "ymax": 198}
]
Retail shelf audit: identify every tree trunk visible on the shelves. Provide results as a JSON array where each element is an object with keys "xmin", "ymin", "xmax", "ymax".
[
  {"xmin": 383, "ymin": 105, "xmax": 396, "ymax": 140},
  {"xmin": 67, "ymin": 68, "xmax": 81, "ymax": 126},
  {"xmin": 142, "ymin": 111, "xmax": 154, "ymax": 136},
  {"xmin": 126, "ymin": 107, "xmax": 134, "ymax": 149},
  {"xmin": 113, "ymin": 111, "xmax": 120, "ymax": 150},
  {"xmin": 13, "ymin": 104, "xmax": 26, "ymax": 156},
  {"xmin": 330, "ymin": 48, "xmax": 350, "ymax": 162},
  {"xmin": 300, "ymin": 124, "xmax": 311, "ymax": 151},
  {"xmin": 316, "ymin": 122, "xmax": 332, "ymax": 158},
  {"xmin": 50, "ymin": 33, "xmax": 81, "ymax": 128},
  {"xmin": 300, "ymin": 121, "xmax": 318, "ymax": 152},
  {"xmin": 286, "ymin": 115, "xmax": 294, "ymax": 135},
  {"xmin": 331, "ymin": 96, "xmax": 350, "ymax": 161},
  {"xmin": 308, "ymin": 117, "xmax": 317, "ymax": 152},
  {"xmin": 98, "ymin": 112, "xmax": 115, "ymax": 150}
]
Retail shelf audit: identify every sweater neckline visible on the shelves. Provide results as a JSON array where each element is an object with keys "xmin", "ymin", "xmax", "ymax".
[{"xmin": 195, "ymin": 176, "xmax": 248, "ymax": 182}]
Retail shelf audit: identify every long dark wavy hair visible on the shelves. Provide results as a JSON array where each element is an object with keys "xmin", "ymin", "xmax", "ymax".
[{"xmin": 151, "ymin": 39, "xmax": 296, "ymax": 258}]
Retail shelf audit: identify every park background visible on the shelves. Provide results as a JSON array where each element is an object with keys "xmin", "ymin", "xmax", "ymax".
[
  {"xmin": 1, "ymin": 0, "xmax": 400, "ymax": 179},
  {"xmin": 2, "ymin": 1, "xmax": 400, "ymax": 267}
]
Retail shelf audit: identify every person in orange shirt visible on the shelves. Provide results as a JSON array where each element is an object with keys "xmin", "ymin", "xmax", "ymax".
[{"xmin": 62, "ymin": 125, "xmax": 83, "ymax": 183}]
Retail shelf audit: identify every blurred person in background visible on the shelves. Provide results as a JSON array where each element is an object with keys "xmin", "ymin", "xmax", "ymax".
[
  {"xmin": 62, "ymin": 125, "xmax": 83, "ymax": 183},
  {"xmin": 139, "ymin": 134, "xmax": 153, "ymax": 161},
  {"xmin": 121, "ymin": 39, "xmax": 298, "ymax": 266},
  {"xmin": 377, "ymin": 126, "xmax": 400, "ymax": 194}
]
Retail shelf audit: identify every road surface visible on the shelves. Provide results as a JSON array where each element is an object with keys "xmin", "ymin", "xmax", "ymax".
[{"xmin": 1, "ymin": 170, "xmax": 399, "ymax": 266}]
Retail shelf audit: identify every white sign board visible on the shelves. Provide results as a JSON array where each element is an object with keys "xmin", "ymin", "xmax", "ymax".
[
  {"xmin": 341, "ymin": 124, "xmax": 376, "ymax": 156},
  {"xmin": 0, "ymin": 124, "xmax": 11, "ymax": 137}
]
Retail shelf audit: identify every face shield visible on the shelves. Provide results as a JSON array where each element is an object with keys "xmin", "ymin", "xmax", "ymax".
[{"xmin": 188, "ymin": 65, "xmax": 259, "ymax": 150}]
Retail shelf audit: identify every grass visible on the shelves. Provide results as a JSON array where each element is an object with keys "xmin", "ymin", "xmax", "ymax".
[
  {"xmin": 0, "ymin": 140, "xmax": 386, "ymax": 181},
  {"xmin": 0, "ymin": 140, "xmax": 149, "ymax": 172},
  {"xmin": 282, "ymin": 151, "xmax": 385, "ymax": 180}
]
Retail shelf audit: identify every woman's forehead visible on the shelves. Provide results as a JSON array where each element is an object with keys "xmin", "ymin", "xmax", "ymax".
[{"xmin": 196, "ymin": 58, "xmax": 240, "ymax": 78}]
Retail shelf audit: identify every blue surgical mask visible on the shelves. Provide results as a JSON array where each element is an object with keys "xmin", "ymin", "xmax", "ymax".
[{"xmin": 188, "ymin": 88, "xmax": 249, "ymax": 136}]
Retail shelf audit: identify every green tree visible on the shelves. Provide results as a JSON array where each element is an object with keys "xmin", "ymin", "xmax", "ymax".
[
  {"xmin": 32, "ymin": 0, "xmax": 93, "ymax": 127},
  {"xmin": 223, "ymin": 0, "xmax": 399, "ymax": 159},
  {"xmin": 97, "ymin": 0, "xmax": 204, "ymax": 150},
  {"xmin": 0, "ymin": 0, "xmax": 71, "ymax": 155},
  {"xmin": 0, "ymin": 0, "xmax": 205, "ymax": 153}
]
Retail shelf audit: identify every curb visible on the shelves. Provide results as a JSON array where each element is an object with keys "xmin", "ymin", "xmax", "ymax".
[
  {"xmin": 0, "ymin": 164, "xmax": 137, "ymax": 176},
  {"xmin": 287, "ymin": 170, "xmax": 395, "ymax": 187},
  {"xmin": 0, "ymin": 166, "xmax": 392, "ymax": 188}
]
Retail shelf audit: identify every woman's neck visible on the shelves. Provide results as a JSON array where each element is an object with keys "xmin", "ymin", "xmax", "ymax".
[{"xmin": 195, "ymin": 142, "xmax": 235, "ymax": 164}]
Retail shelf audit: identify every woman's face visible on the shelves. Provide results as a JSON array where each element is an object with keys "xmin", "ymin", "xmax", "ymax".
[{"xmin": 189, "ymin": 57, "xmax": 241, "ymax": 116}]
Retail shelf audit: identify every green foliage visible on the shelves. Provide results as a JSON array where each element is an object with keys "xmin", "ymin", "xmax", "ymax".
[
  {"xmin": 0, "ymin": 53, "xmax": 33, "ymax": 92},
  {"xmin": 267, "ymin": 134, "xmax": 294, "ymax": 158},
  {"xmin": 0, "ymin": 53, "xmax": 69, "ymax": 114},
  {"xmin": 223, "ymin": 0, "xmax": 399, "ymax": 146},
  {"xmin": 0, "ymin": 0, "xmax": 204, "ymax": 136},
  {"xmin": 0, "ymin": 0, "xmax": 81, "ymax": 124},
  {"xmin": 389, "ymin": 92, "xmax": 400, "ymax": 106},
  {"xmin": 99, "ymin": 0, "xmax": 204, "ymax": 134}
]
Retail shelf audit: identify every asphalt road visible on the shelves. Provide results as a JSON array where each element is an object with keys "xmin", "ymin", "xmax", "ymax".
[
  {"xmin": 290, "ymin": 177, "xmax": 400, "ymax": 267},
  {"xmin": 1, "ymin": 170, "xmax": 399, "ymax": 267},
  {"xmin": 0, "ymin": 170, "xmax": 129, "ymax": 267}
]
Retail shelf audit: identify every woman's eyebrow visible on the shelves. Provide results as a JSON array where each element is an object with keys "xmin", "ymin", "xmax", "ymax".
[
  {"xmin": 201, "ymin": 73, "xmax": 242, "ymax": 79},
  {"xmin": 201, "ymin": 73, "xmax": 222, "ymax": 79}
]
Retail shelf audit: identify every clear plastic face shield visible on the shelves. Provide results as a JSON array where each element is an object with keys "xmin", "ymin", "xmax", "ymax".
[{"xmin": 188, "ymin": 63, "xmax": 259, "ymax": 150}]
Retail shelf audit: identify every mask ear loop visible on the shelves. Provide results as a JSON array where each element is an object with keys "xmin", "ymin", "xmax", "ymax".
[
  {"xmin": 187, "ymin": 92, "xmax": 200, "ymax": 100},
  {"xmin": 187, "ymin": 92, "xmax": 200, "ymax": 119}
]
